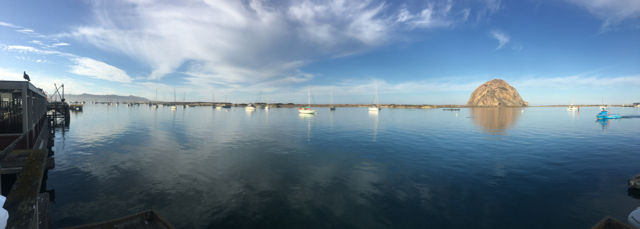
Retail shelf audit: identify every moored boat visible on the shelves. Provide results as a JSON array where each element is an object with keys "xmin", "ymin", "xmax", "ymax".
[
  {"xmin": 369, "ymin": 80, "xmax": 381, "ymax": 111},
  {"xmin": 299, "ymin": 85, "xmax": 316, "ymax": 114}
]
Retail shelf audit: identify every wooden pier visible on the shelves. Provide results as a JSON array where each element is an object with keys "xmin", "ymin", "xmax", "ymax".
[{"xmin": 0, "ymin": 80, "xmax": 55, "ymax": 229}]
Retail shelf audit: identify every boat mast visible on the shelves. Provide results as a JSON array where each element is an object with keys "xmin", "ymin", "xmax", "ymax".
[
  {"xmin": 331, "ymin": 86, "xmax": 333, "ymax": 106},
  {"xmin": 308, "ymin": 84, "xmax": 311, "ymax": 107},
  {"xmin": 374, "ymin": 80, "xmax": 378, "ymax": 106}
]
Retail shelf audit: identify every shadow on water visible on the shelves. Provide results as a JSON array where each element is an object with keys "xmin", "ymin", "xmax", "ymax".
[
  {"xmin": 468, "ymin": 108, "xmax": 522, "ymax": 136},
  {"xmin": 628, "ymin": 188, "xmax": 640, "ymax": 200}
]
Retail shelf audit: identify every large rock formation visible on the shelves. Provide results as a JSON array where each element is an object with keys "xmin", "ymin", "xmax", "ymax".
[{"xmin": 467, "ymin": 79, "xmax": 528, "ymax": 107}]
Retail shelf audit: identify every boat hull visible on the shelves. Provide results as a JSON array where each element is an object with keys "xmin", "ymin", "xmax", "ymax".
[
  {"xmin": 299, "ymin": 110, "xmax": 316, "ymax": 114},
  {"xmin": 369, "ymin": 107, "xmax": 380, "ymax": 111},
  {"xmin": 596, "ymin": 114, "xmax": 621, "ymax": 119}
]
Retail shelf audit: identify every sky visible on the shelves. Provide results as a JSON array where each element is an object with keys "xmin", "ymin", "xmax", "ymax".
[{"xmin": 0, "ymin": 0, "xmax": 639, "ymax": 105}]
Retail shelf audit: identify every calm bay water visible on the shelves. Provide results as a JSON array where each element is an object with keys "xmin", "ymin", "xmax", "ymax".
[{"xmin": 48, "ymin": 105, "xmax": 640, "ymax": 228}]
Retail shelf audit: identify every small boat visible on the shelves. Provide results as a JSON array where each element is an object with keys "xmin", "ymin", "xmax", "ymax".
[
  {"xmin": 567, "ymin": 93, "xmax": 578, "ymax": 110},
  {"xmin": 629, "ymin": 174, "xmax": 640, "ymax": 190},
  {"xmin": 171, "ymin": 89, "xmax": 177, "ymax": 110},
  {"xmin": 246, "ymin": 104, "xmax": 256, "ymax": 110},
  {"xmin": 596, "ymin": 107, "xmax": 620, "ymax": 119},
  {"xmin": 265, "ymin": 92, "xmax": 271, "ymax": 109},
  {"xmin": 61, "ymin": 209, "xmax": 175, "ymax": 229},
  {"xmin": 590, "ymin": 215, "xmax": 635, "ymax": 229},
  {"xmin": 369, "ymin": 80, "xmax": 381, "ymax": 111},
  {"xmin": 299, "ymin": 85, "xmax": 317, "ymax": 114},
  {"xmin": 329, "ymin": 86, "xmax": 335, "ymax": 110}
]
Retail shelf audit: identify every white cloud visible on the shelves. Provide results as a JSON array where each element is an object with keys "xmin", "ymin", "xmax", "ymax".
[
  {"xmin": 52, "ymin": 43, "xmax": 70, "ymax": 46},
  {"xmin": 0, "ymin": 22, "xmax": 20, "ymax": 28},
  {"xmin": 489, "ymin": 29, "xmax": 509, "ymax": 50},
  {"xmin": 17, "ymin": 29, "xmax": 34, "ymax": 34},
  {"xmin": 1, "ymin": 45, "xmax": 61, "ymax": 55},
  {"xmin": 565, "ymin": 0, "xmax": 640, "ymax": 31},
  {"xmin": 70, "ymin": 57, "xmax": 133, "ymax": 83},
  {"xmin": 2, "ymin": 45, "xmax": 130, "ymax": 81},
  {"xmin": 64, "ymin": 0, "xmax": 503, "ymax": 86}
]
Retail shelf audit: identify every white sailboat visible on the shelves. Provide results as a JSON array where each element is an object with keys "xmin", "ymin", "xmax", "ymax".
[
  {"xmin": 567, "ymin": 93, "xmax": 578, "ymax": 111},
  {"xmin": 329, "ymin": 86, "xmax": 336, "ymax": 110},
  {"xmin": 171, "ymin": 89, "xmax": 177, "ymax": 110},
  {"xmin": 265, "ymin": 92, "xmax": 271, "ymax": 110},
  {"xmin": 299, "ymin": 85, "xmax": 317, "ymax": 114},
  {"xmin": 369, "ymin": 80, "xmax": 381, "ymax": 111}
]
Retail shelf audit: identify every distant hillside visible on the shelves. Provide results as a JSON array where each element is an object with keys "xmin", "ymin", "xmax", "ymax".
[{"xmin": 56, "ymin": 93, "xmax": 149, "ymax": 102}]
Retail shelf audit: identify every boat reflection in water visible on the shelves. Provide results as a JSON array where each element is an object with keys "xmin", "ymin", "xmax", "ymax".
[
  {"xmin": 299, "ymin": 113, "xmax": 315, "ymax": 142},
  {"xmin": 469, "ymin": 108, "xmax": 522, "ymax": 137}
]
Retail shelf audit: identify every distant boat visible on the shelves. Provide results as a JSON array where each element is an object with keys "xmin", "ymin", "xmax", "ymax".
[
  {"xmin": 256, "ymin": 91, "xmax": 265, "ymax": 109},
  {"xmin": 265, "ymin": 92, "xmax": 271, "ymax": 110},
  {"xmin": 299, "ymin": 85, "xmax": 317, "ymax": 114},
  {"xmin": 369, "ymin": 80, "xmax": 381, "ymax": 111},
  {"xmin": 246, "ymin": 104, "xmax": 256, "ymax": 111},
  {"xmin": 596, "ymin": 107, "xmax": 620, "ymax": 119},
  {"xmin": 171, "ymin": 89, "xmax": 177, "ymax": 110},
  {"xmin": 329, "ymin": 86, "xmax": 336, "ymax": 110},
  {"xmin": 567, "ymin": 93, "xmax": 578, "ymax": 111},
  {"xmin": 182, "ymin": 92, "xmax": 186, "ymax": 108},
  {"xmin": 221, "ymin": 95, "xmax": 231, "ymax": 109}
]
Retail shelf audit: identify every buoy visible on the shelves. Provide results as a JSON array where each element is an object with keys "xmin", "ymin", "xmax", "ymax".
[{"xmin": 629, "ymin": 207, "xmax": 640, "ymax": 228}]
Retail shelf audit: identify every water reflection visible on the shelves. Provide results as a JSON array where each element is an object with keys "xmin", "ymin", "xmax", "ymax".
[
  {"xmin": 369, "ymin": 111, "xmax": 378, "ymax": 142},
  {"xmin": 299, "ymin": 114, "xmax": 315, "ymax": 142},
  {"xmin": 469, "ymin": 108, "xmax": 522, "ymax": 136}
]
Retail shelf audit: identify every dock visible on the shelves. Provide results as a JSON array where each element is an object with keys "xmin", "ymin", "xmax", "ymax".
[{"xmin": 0, "ymin": 80, "xmax": 55, "ymax": 229}]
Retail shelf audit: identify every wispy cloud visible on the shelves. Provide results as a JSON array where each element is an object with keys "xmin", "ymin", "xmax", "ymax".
[
  {"xmin": 1, "ymin": 44, "xmax": 130, "ymax": 82},
  {"xmin": 17, "ymin": 29, "xmax": 35, "ymax": 34},
  {"xmin": 0, "ymin": 22, "xmax": 20, "ymax": 28},
  {"xmin": 489, "ymin": 29, "xmax": 509, "ymax": 50},
  {"xmin": 63, "ymin": 0, "xmax": 503, "ymax": 87},
  {"xmin": 69, "ymin": 57, "xmax": 133, "ymax": 83},
  {"xmin": 564, "ymin": 0, "xmax": 640, "ymax": 31}
]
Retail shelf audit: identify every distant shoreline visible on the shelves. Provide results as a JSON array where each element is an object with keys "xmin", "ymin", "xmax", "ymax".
[{"xmin": 83, "ymin": 102, "xmax": 638, "ymax": 108}]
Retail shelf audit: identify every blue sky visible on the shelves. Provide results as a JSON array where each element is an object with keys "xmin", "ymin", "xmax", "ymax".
[{"xmin": 0, "ymin": 0, "xmax": 638, "ymax": 105}]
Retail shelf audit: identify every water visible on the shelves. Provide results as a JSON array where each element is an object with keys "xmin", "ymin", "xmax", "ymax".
[{"xmin": 48, "ymin": 105, "xmax": 640, "ymax": 228}]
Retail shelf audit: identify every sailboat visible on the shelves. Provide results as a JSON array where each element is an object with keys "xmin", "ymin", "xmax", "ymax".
[
  {"xmin": 299, "ymin": 85, "xmax": 317, "ymax": 114},
  {"xmin": 171, "ymin": 89, "xmax": 177, "ymax": 110},
  {"xmin": 213, "ymin": 94, "xmax": 220, "ymax": 109},
  {"xmin": 329, "ymin": 86, "xmax": 336, "ymax": 110},
  {"xmin": 567, "ymin": 93, "xmax": 578, "ymax": 111},
  {"xmin": 183, "ymin": 92, "xmax": 186, "ymax": 108},
  {"xmin": 257, "ymin": 91, "xmax": 265, "ymax": 109},
  {"xmin": 265, "ymin": 92, "xmax": 271, "ymax": 110},
  {"xmin": 153, "ymin": 89, "xmax": 158, "ymax": 108},
  {"xmin": 369, "ymin": 80, "xmax": 381, "ymax": 111},
  {"xmin": 221, "ymin": 95, "xmax": 231, "ymax": 109}
]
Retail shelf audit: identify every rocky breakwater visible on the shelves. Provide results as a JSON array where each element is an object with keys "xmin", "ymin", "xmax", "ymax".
[{"xmin": 467, "ymin": 79, "xmax": 528, "ymax": 107}]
